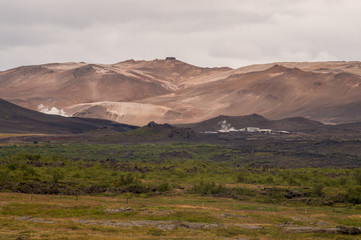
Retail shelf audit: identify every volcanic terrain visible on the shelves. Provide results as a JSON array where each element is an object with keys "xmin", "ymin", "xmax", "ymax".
[{"xmin": 1, "ymin": 59, "xmax": 361, "ymax": 125}]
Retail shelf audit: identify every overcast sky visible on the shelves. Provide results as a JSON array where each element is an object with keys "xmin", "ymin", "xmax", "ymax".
[{"xmin": 1, "ymin": 0, "xmax": 361, "ymax": 70}]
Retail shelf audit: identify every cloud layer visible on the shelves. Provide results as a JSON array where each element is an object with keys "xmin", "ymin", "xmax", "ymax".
[{"xmin": 1, "ymin": 0, "xmax": 361, "ymax": 70}]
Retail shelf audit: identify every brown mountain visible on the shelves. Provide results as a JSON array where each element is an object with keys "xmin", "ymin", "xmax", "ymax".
[
  {"xmin": 0, "ymin": 98, "xmax": 137, "ymax": 134},
  {"xmin": 1, "ymin": 59, "xmax": 361, "ymax": 125}
]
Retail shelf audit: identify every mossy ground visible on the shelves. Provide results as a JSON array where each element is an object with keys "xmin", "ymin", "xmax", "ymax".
[
  {"xmin": 0, "ymin": 142, "xmax": 361, "ymax": 239},
  {"xmin": 1, "ymin": 193, "xmax": 361, "ymax": 239}
]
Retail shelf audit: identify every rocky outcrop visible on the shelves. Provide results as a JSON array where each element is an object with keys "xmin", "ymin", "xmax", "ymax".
[
  {"xmin": 284, "ymin": 226, "xmax": 361, "ymax": 235},
  {"xmin": 146, "ymin": 121, "xmax": 197, "ymax": 139}
]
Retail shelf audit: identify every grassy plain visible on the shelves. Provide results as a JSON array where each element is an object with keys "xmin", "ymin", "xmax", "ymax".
[
  {"xmin": 0, "ymin": 142, "xmax": 360, "ymax": 239},
  {"xmin": 1, "ymin": 192, "xmax": 361, "ymax": 240}
]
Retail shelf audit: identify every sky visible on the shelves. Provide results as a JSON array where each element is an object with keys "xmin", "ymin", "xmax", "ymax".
[{"xmin": 1, "ymin": 0, "xmax": 361, "ymax": 70}]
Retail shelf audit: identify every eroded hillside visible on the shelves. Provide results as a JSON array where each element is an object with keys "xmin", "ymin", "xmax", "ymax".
[{"xmin": 1, "ymin": 59, "xmax": 361, "ymax": 125}]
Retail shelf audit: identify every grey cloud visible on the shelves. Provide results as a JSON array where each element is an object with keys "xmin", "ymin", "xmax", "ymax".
[{"xmin": 1, "ymin": 0, "xmax": 361, "ymax": 70}]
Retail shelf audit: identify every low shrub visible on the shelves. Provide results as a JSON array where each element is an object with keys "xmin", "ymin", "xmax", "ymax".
[{"xmin": 191, "ymin": 181, "xmax": 227, "ymax": 195}]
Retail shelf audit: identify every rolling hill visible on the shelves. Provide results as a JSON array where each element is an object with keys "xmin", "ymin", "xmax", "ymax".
[{"xmin": 179, "ymin": 114, "xmax": 324, "ymax": 132}]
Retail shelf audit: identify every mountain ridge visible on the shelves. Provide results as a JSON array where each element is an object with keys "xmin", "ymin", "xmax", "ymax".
[{"xmin": 1, "ymin": 59, "xmax": 361, "ymax": 125}]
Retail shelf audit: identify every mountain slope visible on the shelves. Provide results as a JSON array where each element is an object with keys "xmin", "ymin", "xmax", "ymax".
[
  {"xmin": 1, "ymin": 59, "xmax": 361, "ymax": 125},
  {"xmin": 137, "ymin": 63, "xmax": 361, "ymax": 124},
  {"xmin": 0, "ymin": 59, "xmax": 230, "ymax": 110},
  {"xmin": 0, "ymin": 98, "xmax": 137, "ymax": 134}
]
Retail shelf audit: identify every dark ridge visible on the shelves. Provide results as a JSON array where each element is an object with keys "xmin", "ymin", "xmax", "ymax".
[
  {"xmin": 179, "ymin": 114, "xmax": 324, "ymax": 132},
  {"xmin": 0, "ymin": 98, "xmax": 138, "ymax": 134}
]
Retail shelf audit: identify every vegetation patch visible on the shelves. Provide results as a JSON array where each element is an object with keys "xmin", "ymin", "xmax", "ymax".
[{"xmin": 0, "ymin": 141, "xmax": 361, "ymax": 239}]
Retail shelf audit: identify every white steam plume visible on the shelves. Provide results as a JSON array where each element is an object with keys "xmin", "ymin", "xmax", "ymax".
[
  {"xmin": 37, "ymin": 104, "xmax": 68, "ymax": 117},
  {"xmin": 218, "ymin": 120, "xmax": 236, "ymax": 132}
]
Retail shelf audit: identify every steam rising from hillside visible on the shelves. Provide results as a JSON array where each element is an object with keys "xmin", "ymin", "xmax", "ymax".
[
  {"xmin": 37, "ymin": 104, "xmax": 68, "ymax": 117},
  {"xmin": 218, "ymin": 120, "xmax": 235, "ymax": 132}
]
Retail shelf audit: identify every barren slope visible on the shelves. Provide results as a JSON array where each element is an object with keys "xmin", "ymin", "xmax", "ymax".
[
  {"xmin": 139, "ymin": 63, "xmax": 361, "ymax": 124},
  {"xmin": 1, "ymin": 60, "xmax": 361, "ymax": 125},
  {"xmin": 0, "ymin": 59, "xmax": 229, "ymax": 109}
]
